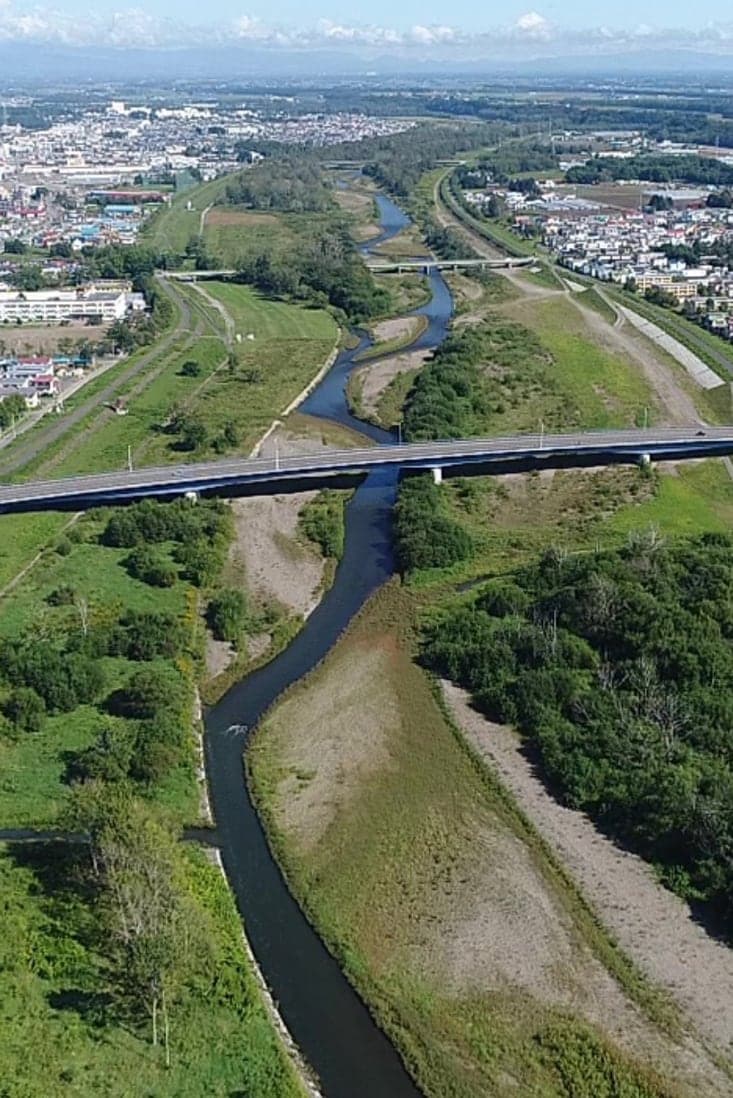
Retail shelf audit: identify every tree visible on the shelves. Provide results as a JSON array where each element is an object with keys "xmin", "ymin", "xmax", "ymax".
[
  {"xmin": 3, "ymin": 238, "xmax": 26, "ymax": 255},
  {"xmin": 3, "ymin": 687, "xmax": 46, "ymax": 733},
  {"xmin": 69, "ymin": 788, "xmax": 205, "ymax": 1061}
]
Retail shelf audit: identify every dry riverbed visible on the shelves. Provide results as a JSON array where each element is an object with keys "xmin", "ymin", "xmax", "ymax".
[{"xmin": 442, "ymin": 681, "xmax": 733, "ymax": 1069}]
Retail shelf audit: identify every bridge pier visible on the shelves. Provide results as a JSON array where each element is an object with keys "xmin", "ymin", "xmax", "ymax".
[
  {"xmin": 638, "ymin": 453, "xmax": 651, "ymax": 469},
  {"xmin": 431, "ymin": 466, "xmax": 443, "ymax": 485}
]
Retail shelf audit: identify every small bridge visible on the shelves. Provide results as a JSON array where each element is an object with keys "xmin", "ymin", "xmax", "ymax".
[{"xmin": 364, "ymin": 257, "xmax": 533, "ymax": 274}]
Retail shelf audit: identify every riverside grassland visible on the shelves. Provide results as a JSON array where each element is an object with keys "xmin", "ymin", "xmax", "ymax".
[
  {"xmin": 247, "ymin": 165, "xmax": 733, "ymax": 1098},
  {"xmin": 0, "ymin": 159, "xmax": 385, "ymax": 1095}
]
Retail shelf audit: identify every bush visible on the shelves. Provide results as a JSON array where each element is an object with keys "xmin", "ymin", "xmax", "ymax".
[
  {"xmin": 125, "ymin": 546, "xmax": 176, "ymax": 588},
  {"xmin": 207, "ymin": 589, "xmax": 247, "ymax": 645},
  {"xmin": 299, "ymin": 491, "xmax": 345, "ymax": 558},
  {"xmin": 109, "ymin": 667, "xmax": 182, "ymax": 721},
  {"xmin": 394, "ymin": 477, "xmax": 473, "ymax": 573},
  {"xmin": 3, "ymin": 687, "xmax": 46, "ymax": 733},
  {"xmin": 1, "ymin": 640, "xmax": 104, "ymax": 713},
  {"xmin": 55, "ymin": 537, "xmax": 72, "ymax": 557}
]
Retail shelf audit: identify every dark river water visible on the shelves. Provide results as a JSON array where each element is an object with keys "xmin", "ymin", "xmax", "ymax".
[{"xmin": 205, "ymin": 193, "xmax": 453, "ymax": 1098}]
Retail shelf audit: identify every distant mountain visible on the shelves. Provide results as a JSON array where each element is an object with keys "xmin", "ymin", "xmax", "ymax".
[{"xmin": 3, "ymin": 42, "xmax": 733, "ymax": 85}]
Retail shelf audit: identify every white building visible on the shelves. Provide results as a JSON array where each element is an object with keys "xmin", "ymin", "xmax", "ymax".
[{"xmin": 0, "ymin": 285, "xmax": 145, "ymax": 324}]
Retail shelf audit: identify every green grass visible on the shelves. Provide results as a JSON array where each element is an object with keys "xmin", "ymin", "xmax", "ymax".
[
  {"xmin": 0, "ymin": 845, "xmax": 308, "ymax": 1097},
  {"xmin": 0, "ymin": 513, "xmax": 71, "ymax": 591},
  {"xmin": 375, "ymin": 368, "xmax": 421, "ymax": 430},
  {"xmin": 202, "ymin": 209, "xmax": 337, "ymax": 272},
  {"xmin": 579, "ymin": 286, "xmax": 619, "ymax": 326},
  {"xmin": 411, "ymin": 460, "xmax": 733, "ymax": 590},
  {"xmin": 372, "ymin": 273, "xmax": 432, "ymax": 314},
  {"xmin": 515, "ymin": 296, "xmax": 658, "ymax": 429},
  {"xmin": 44, "ymin": 337, "xmax": 226, "ymax": 478},
  {"xmin": 143, "ymin": 175, "xmax": 231, "ymax": 257},
  {"xmin": 204, "ymin": 282, "xmax": 337, "ymax": 343},
  {"xmin": 0, "ymin": 514, "xmax": 198, "ymax": 828},
  {"xmin": 250, "ymin": 584, "xmax": 680, "ymax": 1098}
]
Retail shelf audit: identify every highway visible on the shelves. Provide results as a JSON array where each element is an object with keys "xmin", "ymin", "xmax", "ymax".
[{"xmin": 2, "ymin": 427, "xmax": 733, "ymax": 514}]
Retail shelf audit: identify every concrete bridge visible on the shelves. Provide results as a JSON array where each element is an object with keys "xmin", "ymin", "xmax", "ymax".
[
  {"xmin": 363, "ymin": 257, "xmax": 533, "ymax": 274},
  {"xmin": 1, "ymin": 428, "xmax": 732, "ymax": 516}
]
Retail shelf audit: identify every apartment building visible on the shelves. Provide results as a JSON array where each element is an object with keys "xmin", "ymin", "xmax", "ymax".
[{"xmin": 0, "ymin": 285, "xmax": 145, "ymax": 324}]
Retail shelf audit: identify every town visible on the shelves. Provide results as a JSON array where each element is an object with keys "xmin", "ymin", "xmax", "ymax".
[{"xmin": 461, "ymin": 135, "xmax": 733, "ymax": 340}]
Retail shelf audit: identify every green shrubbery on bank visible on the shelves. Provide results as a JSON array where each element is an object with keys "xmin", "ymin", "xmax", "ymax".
[
  {"xmin": 394, "ymin": 476, "xmax": 473, "ymax": 572},
  {"xmin": 423, "ymin": 531, "xmax": 733, "ymax": 928}
]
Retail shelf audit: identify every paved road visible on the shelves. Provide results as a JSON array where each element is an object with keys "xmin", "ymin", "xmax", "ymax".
[{"xmin": 2, "ymin": 427, "xmax": 732, "ymax": 514}]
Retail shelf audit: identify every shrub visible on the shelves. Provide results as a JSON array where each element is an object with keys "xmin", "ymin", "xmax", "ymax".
[
  {"xmin": 125, "ymin": 546, "xmax": 176, "ymax": 588},
  {"xmin": 3, "ymin": 687, "xmax": 46, "ymax": 733},
  {"xmin": 207, "ymin": 589, "xmax": 247, "ymax": 645}
]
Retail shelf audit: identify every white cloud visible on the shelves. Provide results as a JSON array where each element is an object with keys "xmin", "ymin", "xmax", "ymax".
[
  {"xmin": 0, "ymin": 2, "xmax": 729, "ymax": 57},
  {"xmin": 514, "ymin": 11, "xmax": 551, "ymax": 38}
]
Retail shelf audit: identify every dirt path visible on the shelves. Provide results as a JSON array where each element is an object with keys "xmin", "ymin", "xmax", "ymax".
[
  {"xmin": 443, "ymin": 681, "xmax": 733, "ymax": 1068},
  {"xmin": 191, "ymin": 281, "xmax": 234, "ymax": 346}
]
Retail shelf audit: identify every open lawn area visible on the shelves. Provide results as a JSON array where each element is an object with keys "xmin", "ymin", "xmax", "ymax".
[
  {"xmin": 203, "ymin": 207, "xmax": 300, "ymax": 269},
  {"xmin": 500, "ymin": 295, "xmax": 658, "ymax": 429}
]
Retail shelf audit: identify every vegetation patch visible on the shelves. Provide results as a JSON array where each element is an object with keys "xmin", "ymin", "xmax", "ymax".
[{"xmin": 423, "ymin": 532, "xmax": 733, "ymax": 930}]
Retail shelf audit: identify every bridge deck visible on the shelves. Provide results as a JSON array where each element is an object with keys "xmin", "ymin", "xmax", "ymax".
[{"xmin": 1, "ymin": 428, "xmax": 733, "ymax": 515}]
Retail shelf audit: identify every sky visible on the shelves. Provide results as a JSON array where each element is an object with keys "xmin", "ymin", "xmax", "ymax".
[{"xmin": 0, "ymin": 0, "xmax": 732, "ymax": 59}]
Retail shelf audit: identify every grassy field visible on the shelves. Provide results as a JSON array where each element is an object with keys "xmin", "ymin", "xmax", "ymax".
[
  {"xmin": 0, "ymin": 844, "xmax": 308, "ymax": 1097},
  {"xmin": 250, "ymin": 583, "xmax": 684, "ymax": 1098},
  {"xmin": 372, "ymin": 226, "xmax": 432, "ymax": 259},
  {"xmin": 499, "ymin": 295, "xmax": 659, "ymax": 430},
  {"xmin": 203, "ymin": 207, "xmax": 302, "ymax": 269},
  {"xmin": 143, "ymin": 175, "xmax": 231, "ymax": 257},
  {"xmin": 412, "ymin": 460, "xmax": 733, "ymax": 588},
  {"xmin": 372, "ymin": 272, "xmax": 431, "ymax": 313}
]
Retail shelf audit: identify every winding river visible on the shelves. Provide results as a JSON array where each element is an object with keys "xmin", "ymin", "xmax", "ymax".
[{"xmin": 205, "ymin": 193, "xmax": 453, "ymax": 1098}]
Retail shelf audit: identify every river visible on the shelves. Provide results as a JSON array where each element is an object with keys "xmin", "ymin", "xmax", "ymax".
[{"xmin": 204, "ymin": 193, "xmax": 453, "ymax": 1098}]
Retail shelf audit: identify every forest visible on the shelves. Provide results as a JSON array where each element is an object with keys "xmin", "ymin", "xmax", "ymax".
[
  {"xmin": 402, "ymin": 320, "xmax": 548, "ymax": 441},
  {"xmin": 422, "ymin": 532, "xmax": 733, "ymax": 929},
  {"xmin": 217, "ymin": 155, "xmax": 390, "ymax": 322},
  {"xmin": 358, "ymin": 120, "xmax": 506, "ymax": 196},
  {"xmin": 566, "ymin": 154, "xmax": 733, "ymax": 186}
]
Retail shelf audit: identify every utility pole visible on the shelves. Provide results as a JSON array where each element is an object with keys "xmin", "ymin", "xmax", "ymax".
[
  {"xmin": 274, "ymin": 441, "xmax": 280, "ymax": 471},
  {"xmin": 127, "ymin": 444, "xmax": 133, "ymax": 472},
  {"xmin": 643, "ymin": 406, "xmax": 649, "ymax": 429},
  {"xmin": 539, "ymin": 419, "xmax": 545, "ymax": 449}
]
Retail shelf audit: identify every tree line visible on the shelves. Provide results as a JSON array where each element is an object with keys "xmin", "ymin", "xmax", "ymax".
[
  {"xmin": 566, "ymin": 154, "xmax": 733, "ymax": 187},
  {"xmin": 422, "ymin": 531, "xmax": 733, "ymax": 929}
]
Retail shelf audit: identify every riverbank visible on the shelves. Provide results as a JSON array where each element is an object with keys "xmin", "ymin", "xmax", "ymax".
[{"xmin": 249, "ymin": 582, "xmax": 729, "ymax": 1098}]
